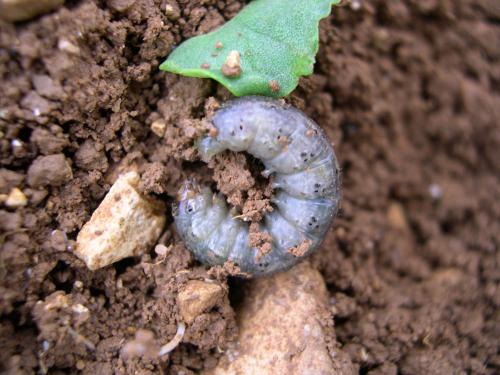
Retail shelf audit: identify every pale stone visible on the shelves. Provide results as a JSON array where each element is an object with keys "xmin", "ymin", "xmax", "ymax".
[
  {"xmin": 221, "ymin": 50, "xmax": 241, "ymax": 77},
  {"xmin": 207, "ymin": 262, "xmax": 356, "ymax": 375},
  {"xmin": 0, "ymin": 0, "xmax": 64, "ymax": 22},
  {"xmin": 150, "ymin": 119, "xmax": 167, "ymax": 137},
  {"xmin": 75, "ymin": 171, "xmax": 165, "ymax": 270},
  {"xmin": 386, "ymin": 201, "xmax": 408, "ymax": 230},
  {"xmin": 5, "ymin": 187, "xmax": 28, "ymax": 208},
  {"xmin": 57, "ymin": 38, "xmax": 80, "ymax": 55},
  {"xmin": 177, "ymin": 280, "xmax": 224, "ymax": 323}
]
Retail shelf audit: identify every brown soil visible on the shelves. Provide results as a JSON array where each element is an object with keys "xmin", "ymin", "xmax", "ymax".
[{"xmin": 0, "ymin": 0, "xmax": 499, "ymax": 374}]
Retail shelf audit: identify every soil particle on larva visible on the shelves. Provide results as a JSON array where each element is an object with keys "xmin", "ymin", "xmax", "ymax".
[
  {"xmin": 288, "ymin": 239, "xmax": 312, "ymax": 257},
  {"xmin": 248, "ymin": 222, "xmax": 273, "ymax": 261}
]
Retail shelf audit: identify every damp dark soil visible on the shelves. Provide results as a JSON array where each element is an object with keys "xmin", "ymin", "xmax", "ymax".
[{"xmin": 1, "ymin": 0, "xmax": 499, "ymax": 374}]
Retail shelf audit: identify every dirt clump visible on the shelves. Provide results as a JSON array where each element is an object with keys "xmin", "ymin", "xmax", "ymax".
[
  {"xmin": 74, "ymin": 140, "xmax": 108, "ymax": 172},
  {"xmin": 26, "ymin": 154, "xmax": 73, "ymax": 187}
]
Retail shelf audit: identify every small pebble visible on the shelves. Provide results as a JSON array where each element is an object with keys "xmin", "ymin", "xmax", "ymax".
[
  {"xmin": 57, "ymin": 38, "xmax": 80, "ymax": 55},
  {"xmin": 221, "ymin": 50, "xmax": 242, "ymax": 77},
  {"xmin": 350, "ymin": 0, "xmax": 362, "ymax": 11},
  {"xmin": 5, "ymin": 187, "xmax": 28, "ymax": 208},
  {"xmin": 177, "ymin": 280, "xmax": 223, "ymax": 323},
  {"xmin": 75, "ymin": 171, "xmax": 166, "ymax": 270},
  {"xmin": 75, "ymin": 360, "xmax": 85, "ymax": 370},
  {"xmin": 151, "ymin": 119, "xmax": 167, "ymax": 137}
]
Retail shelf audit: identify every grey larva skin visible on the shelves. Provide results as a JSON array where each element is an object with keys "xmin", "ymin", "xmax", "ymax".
[{"xmin": 174, "ymin": 96, "xmax": 340, "ymax": 277}]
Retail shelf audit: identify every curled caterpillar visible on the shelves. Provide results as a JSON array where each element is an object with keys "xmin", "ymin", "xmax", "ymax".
[{"xmin": 173, "ymin": 96, "xmax": 340, "ymax": 277}]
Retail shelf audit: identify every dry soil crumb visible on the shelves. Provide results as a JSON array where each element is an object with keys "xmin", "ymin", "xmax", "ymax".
[
  {"xmin": 248, "ymin": 222, "xmax": 272, "ymax": 261},
  {"xmin": 27, "ymin": 154, "xmax": 73, "ymax": 187},
  {"xmin": 288, "ymin": 239, "xmax": 313, "ymax": 257},
  {"xmin": 240, "ymin": 187, "xmax": 273, "ymax": 222},
  {"xmin": 208, "ymin": 152, "xmax": 254, "ymax": 208}
]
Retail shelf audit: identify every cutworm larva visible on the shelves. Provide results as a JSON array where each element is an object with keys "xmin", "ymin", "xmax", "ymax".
[{"xmin": 174, "ymin": 96, "xmax": 340, "ymax": 277}]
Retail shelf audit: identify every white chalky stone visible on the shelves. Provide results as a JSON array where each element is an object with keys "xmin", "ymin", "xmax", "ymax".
[{"xmin": 75, "ymin": 171, "xmax": 165, "ymax": 270}]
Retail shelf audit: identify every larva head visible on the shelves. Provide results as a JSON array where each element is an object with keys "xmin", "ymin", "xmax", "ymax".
[
  {"xmin": 174, "ymin": 181, "xmax": 229, "ymax": 262},
  {"xmin": 173, "ymin": 180, "xmax": 212, "ymax": 221}
]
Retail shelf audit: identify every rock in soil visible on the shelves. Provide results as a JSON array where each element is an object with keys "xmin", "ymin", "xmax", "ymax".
[
  {"xmin": 208, "ymin": 262, "xmax": 355, "ymax": 375},
  {"xmin": 177, "ymin": 280, "xmax": 224, "ymax": 324},
  {"xmin": 4, "ymin": 187, "xmax": 27, "ymax": 208},
  {"xmin": 75, "ymin": 171, "xmax": 165, "ymax": 270}
]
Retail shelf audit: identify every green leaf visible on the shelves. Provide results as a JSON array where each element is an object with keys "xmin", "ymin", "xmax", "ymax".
[{"xmin": 160, "ymin": 0, "xmax": 340, "ymax": 97}]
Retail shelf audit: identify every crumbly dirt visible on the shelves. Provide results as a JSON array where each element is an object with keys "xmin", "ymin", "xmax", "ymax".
[{"xmin": 0, "ymin": 0, "xmax": 499, "ymax": 374}]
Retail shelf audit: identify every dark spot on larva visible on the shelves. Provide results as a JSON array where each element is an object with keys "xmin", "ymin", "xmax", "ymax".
[
  {"xmin": 314, "ymin": 183, "xmax": 321, "ymax": 188},
  {"xmin": 239, "ymin": 125, "xmax": 243, "ymax": 130},
  {"xmin": 300, "ymin": 152, "xmax": 307, "ymax": 157},
  {"xmin": 231, "ymin": 130, "xmax": 235, "ymax": 136},
  {"xmin": 312, "ymin": 216, "xmax": 317, "ymax": 222}
]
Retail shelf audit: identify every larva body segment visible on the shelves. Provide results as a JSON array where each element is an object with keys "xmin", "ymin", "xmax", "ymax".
[{"xmin": 174, "ymin": 96, "xmax": 340, "ymax": 277}]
